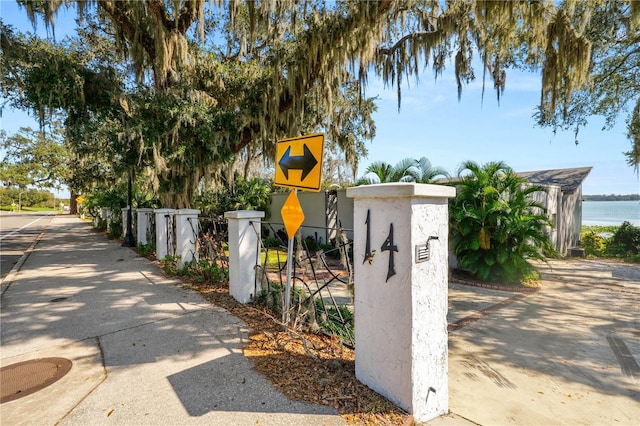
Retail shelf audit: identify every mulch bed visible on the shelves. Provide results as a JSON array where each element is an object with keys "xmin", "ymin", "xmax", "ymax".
[
  {"xmin": 185, "ymin": 280, "xmax": 412, "ymax": 425},
  {"xmin": 450, "ymin": 270, "xmax": 541, "ymax": 293}
]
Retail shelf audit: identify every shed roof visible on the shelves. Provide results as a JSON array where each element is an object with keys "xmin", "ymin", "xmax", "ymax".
[{"xmin": 517, "ymin": 167, "xmax": 592, "ymax": 192}]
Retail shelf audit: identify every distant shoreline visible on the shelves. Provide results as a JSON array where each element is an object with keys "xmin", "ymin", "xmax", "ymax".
[{"xmin": 583, "ymin": 194, "xmax": 639, "ymax": 201}]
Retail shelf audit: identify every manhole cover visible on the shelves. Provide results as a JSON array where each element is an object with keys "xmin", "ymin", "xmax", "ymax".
[{"xmin": 1, "ymin": 357, "xmax": 72, "ymax": 403}]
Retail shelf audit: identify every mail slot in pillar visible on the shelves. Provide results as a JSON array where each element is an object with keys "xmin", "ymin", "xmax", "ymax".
[{"xmin": 347, "ymin": 182, "xmax": 455, "ymax": 423}]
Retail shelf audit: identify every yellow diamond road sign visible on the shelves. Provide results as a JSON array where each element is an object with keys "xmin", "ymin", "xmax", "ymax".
[
  {"xmin": 281, "ymin": 190, "xmax": 305, "ymax": 239},
  {"xmin": 274, "ymin": 134, "xmax": 324, "ymax": 192}
]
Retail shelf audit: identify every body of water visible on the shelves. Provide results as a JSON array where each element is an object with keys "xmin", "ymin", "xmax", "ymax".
[{"xmin": 582, "ymin": 200, "xmax": 640, "ymax": 226}]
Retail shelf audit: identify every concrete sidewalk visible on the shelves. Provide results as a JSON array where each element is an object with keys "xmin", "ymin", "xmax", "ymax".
[{"xmin": 0, "ymin": 215, "xmax": 345, "ymax": 425}]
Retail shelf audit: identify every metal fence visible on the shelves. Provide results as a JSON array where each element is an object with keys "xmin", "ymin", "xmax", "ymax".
[
  {"xmin": 162, "ymin": 211, "xmax": 177, "ymax": 258},
  {"xmin": 187, "ymin": 216, "xmax": 354, "ymax": 345},
  {"xmin": 256, "ymin": 222, "xmax": 355, "ymax": 346},
  {"xmin": 191, "ymin": 216, "xmax": 229, "ymax": 280}
]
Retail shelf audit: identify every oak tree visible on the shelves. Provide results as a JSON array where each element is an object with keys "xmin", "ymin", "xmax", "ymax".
[
  {"xmin": 2, "ymin": 0, "xmax": 599, "ymax": 206},
  {"xmin": 535, "ymin": 0, "xmax": 640, "ymax": 171}
]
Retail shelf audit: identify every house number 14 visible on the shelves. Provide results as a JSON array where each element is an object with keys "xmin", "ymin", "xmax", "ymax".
[{"xmin": 364, "ymin": 209, "xmax": 397, "ymax": 282}]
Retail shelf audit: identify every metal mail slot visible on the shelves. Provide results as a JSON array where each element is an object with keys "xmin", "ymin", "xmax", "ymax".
[{"xmin": 415, "ymin": 236, "xmax": 439, "ymax": 263}]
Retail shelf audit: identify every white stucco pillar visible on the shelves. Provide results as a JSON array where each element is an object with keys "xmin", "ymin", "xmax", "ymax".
[
  {"xmin": 100, "ymin": 207, "xmax": 112, "ymax": 229},
  {"xmin": 175, "ymin": 209, "xmax": 201, "ymax": 269},
  {"xmin": 136, "ymin": 208, "xmax": 155, "ymax": 245},
  {"xmin": 155, "ymin": 209, "xmax": 175, "ymax": 260},
  {"xmin": 346, "ymin": 183, "xmax": 455, "ymax": 423},
  {"xmin": 224, "ymin": 210, "xmax": 265, "ymax": 304}
]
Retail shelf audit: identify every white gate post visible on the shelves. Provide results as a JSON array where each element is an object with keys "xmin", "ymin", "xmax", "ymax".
[
  {"xmin": 175, "ymin": 209, "xmax": 201, "ymax": 269},
  {"xmin": 346, "ymin": 183, "xmax": 455, "ymax": 423},
  {"xmin": 224, "ymin": 210, "xmax": 265, "ymax": 304},
  {"xmin": 136, "ymin": 208, "xmax": 154, "ymax": 245},
  {"xmin": 101, "ymin": 207, "xmax": 112, "ymax": 229},
  {"xmin": 155, "ymin": 208, "xmax": 175, "ymax": 260}
]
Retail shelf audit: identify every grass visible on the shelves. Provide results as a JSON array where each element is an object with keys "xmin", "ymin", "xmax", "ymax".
[
  {"xmin": 0, "ymin": 206, "xmax": 59, "ymax": 212},
  {"xmin": 581, "ymin": 224, "xmax": 618, "ymax": 235},
  {"xmin": 260, "ymin": 247, "xmax": 288, "ymax": 269}
]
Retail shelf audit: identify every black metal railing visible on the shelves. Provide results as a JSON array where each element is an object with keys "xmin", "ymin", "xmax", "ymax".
[
  {"xmin": 254, "ymin": 222, "xmax": 355, "ymax": 346},
  {"xmin": 193, "ymin": 216, "xmax": 229, "ymax": 281}
]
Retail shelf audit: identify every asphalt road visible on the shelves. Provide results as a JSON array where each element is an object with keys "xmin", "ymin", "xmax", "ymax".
[{"xmin": 0, "ymin": 211, "xmax": 55, "ymax": 279}]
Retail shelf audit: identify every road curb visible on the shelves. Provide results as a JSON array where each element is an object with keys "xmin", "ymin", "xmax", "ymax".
[{"xmin": 1, "ymin": 231, "xmax": 44, "ymax": 297}]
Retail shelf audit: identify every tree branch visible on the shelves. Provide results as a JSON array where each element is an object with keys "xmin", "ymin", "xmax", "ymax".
[
  {"xmin": 146, "ymin": 0, "xmax": 176, "ymax": 31},
  {"xmin": 594, "ymin": 46, "xmax": 640, "ymax": 84},
  {"xmin": 144, "ymin": 0, "xmax": 201, "ymax": 35},
  {"xmin": 376, "ymin": 30, "xmax": 438, "ymax": 56},
  {"xmin": 176, "ymin": 0, "xmax": 202, "ymax": 34},
  {"xmin": 98, "ymin": 0, "xmax": 157, "ymax": 62},
  {"xmin": 230, "ymin": 0, "xmax": 396, "ymax": 155}
]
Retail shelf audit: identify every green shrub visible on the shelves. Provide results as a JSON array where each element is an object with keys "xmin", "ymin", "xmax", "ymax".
[
  {"xmin": 319, "ymin": 243, "xmax": 341, "ymax": 259},
  {"xmin": 581, "ymin": 231, "xmax": 605, "ymax": 256},
  {"xmin": 136, "ymin": 243, "xmax": 155, "ymax": 258},
  {"xmin": 107, "ymin": 219, "xmax": 123, "ymax": 240},
  {"xmin": 303, "ymin": 236, "xmax": 319, "ymax": 252},
  {"xmin": 194, "ymin": 177, "xmax": 272, "ymax": 217},
  {"xmin": 315, "ymin": 299, "xmax": 354, "ymax": 341},
  {"xmin": 160, "ymin": 255, "xmax": 180, "ymax": 275},
  {"xmin": 158, "ymin": 254, "xmax": 230, "ymax": 283},
  {"xmin": 197, "ymin": 259, "xmax": 228, "ymax": 282},
  {"xmin": 94, "ymin": 218, "xmax": 108, "ymax": 232},
  {"xmin": 609, "ymin": 221, "xmax": 640, "ymax": 255},
  {"xmin": 256, "ymin": 283, "xmax": 283, "ymax": 313},
  {"xmin": 83, "ymin": 185, "xmax": 158, "ymax": 222},
  {"xmin": 262, "ymin": 236, "xmax": 281, "ymax": 248},
  {"xmin": 450, "ymin": 161, "xmax": 553, "ymax": 284},
  {"xmin": 581, "ymin": 223, "xmax": 640, "ymax": 262}
]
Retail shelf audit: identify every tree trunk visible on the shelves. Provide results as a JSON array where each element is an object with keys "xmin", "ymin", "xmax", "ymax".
[
  {"xmin": 158, "ymin": 192, "xmax": 190, "ymax": 209},
  {"xmin": 70, "ymin": 190, "xmax": 78, "ymax": 214}
]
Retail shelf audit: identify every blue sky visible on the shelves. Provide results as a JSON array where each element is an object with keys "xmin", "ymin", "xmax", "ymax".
[
  {"xmin": 364, "ymin": 70, "xmax": 639, "ymax": 196},
  {"xmin": 2, "ymin": 1, "xmax": 639, "ymax": 196}
]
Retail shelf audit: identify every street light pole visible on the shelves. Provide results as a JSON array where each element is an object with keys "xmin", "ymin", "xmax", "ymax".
[
  {"xmin": 18, "ymin": 191, "xmax": 25, "ymax": 212},
  {"xmin": 122, "ymin": 167, "xmax": 135, "ymax": 247}
]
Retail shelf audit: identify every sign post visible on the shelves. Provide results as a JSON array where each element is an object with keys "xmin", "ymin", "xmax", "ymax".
[
  {"xmin": 274, "ymin": 134, "xmax": 324, "ymax": 325},
  {"xmin": 280, "ymin": 189, "xmax": 305, "ymax": 324}
]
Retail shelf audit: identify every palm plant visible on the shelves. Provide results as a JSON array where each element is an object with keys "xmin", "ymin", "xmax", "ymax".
[
  {"xmin": 193, "ymin": 177, "xmax": 272, "ymax": 216},
  {"xmin": 358, "ymin": 158, "xmax": 417, "ymax": 184},
  {"xmin": 357, "ymin": 157, "xmax": 449, "ymax": 185},
  {"xmin": 450, "ymin": 160, "xmax": 553, "ymax": 283},
  {"xmin": 414, "ymin": 157, "xmax": 450, "ymax": 183}
]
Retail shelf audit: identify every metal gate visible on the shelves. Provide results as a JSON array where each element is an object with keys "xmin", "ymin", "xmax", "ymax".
[
  {"xmin": 255, "ymin": 223, "xmax": 354, "ymax": 346},
  {"xmin": 194, "ymin": 216, "xmax": 229, "ymax": 281}
]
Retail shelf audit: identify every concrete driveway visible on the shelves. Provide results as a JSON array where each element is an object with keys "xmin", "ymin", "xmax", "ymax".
[{"xmin": 445, "ymin": 259, "xmax": 639, "ymax": 425}]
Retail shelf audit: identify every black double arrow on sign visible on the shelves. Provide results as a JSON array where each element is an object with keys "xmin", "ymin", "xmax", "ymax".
[{"xmin": 278, "ymin": 144, "xmax": 318, "ymax": 181}]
